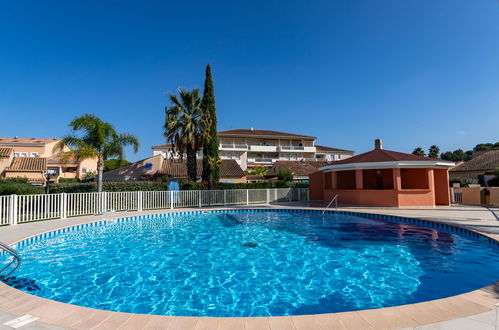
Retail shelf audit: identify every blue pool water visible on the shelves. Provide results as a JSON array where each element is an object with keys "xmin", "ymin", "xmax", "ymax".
[{"xmin": 2, "ymin": 210, "xmax": 499, "ymax": 317}]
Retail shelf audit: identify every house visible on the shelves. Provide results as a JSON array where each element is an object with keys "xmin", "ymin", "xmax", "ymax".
[
  {"xmin": 266, "ymin": 160, "xmax": 329, "ymax": 182},
  {"xmin": 0, "ymin": 137, "xmax": 97, "ymax": 183},
  {"xmin": 309, "ymin": 139, "xmax": 455, "ymax": 207},
  {"xmin": 449, "ymin": 150, "xmax": 499, "ymax": 185},
  {"xmin": 151, "ymin": 128, "xmax": 353, "ymax": 170},
  {"xmin": 102, "ymin": 156, "xmax": 246, "ymax": 183}
]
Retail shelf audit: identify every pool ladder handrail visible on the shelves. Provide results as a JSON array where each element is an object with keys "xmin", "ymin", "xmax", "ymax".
[
  {"xmin": 0, "ymin": 240, "xmax": 21, "ymax": 278},
  {"xmin": 323, "ymin": 194, "xmax": 339, "ymax": 214}
]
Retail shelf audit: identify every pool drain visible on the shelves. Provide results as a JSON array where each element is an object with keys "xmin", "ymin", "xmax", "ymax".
[{"xmin": 242, "ymin": 242, "xmax": 258, "ymax": 248}]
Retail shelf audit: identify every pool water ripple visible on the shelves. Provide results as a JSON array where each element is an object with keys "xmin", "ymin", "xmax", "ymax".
[{"xmin": 2, "ymin": 210, "xmax": 499, "ymax": 317}]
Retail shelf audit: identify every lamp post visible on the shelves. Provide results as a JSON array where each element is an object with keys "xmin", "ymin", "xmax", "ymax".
[{"xmin": 45, "ymin": 171, "xmax": 56, "ymax": 194}]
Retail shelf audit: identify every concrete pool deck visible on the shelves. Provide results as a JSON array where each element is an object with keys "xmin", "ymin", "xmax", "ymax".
[{"xmin": 0, "ymin": 204, "xmax": 497, "ymax": 330}]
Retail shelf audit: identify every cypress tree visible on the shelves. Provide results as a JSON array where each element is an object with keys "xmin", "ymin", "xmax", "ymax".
[{"xmin": 201, "ymin": 64, "xmax": 220, "ymax": 187}]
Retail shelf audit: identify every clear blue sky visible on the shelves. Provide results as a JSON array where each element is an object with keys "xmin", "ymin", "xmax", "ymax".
[{"xmin": 1, "ymin": 0, "xmax": 498, "ymax": 161}]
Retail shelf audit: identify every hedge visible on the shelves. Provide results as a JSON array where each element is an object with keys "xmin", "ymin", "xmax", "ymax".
[
  {"xmin": 0, "ymin": 178, "xmax": 45, "ymax": 195},
  {"xmin": 48, "ymin": 181, "xmax": 165, "ymax": 194}
]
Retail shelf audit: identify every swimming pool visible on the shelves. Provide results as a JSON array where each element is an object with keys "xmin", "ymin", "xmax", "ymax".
[{"xmin": 3, "ymin": 209, "xmax": 499, "ymax": 317}]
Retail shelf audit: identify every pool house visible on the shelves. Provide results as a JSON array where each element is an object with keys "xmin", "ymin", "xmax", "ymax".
[{"xmin": 309, "ymin": 139, "xmax": 455, "ymax": 207}]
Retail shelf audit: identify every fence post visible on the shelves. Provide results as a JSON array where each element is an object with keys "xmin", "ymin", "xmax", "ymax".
[
  {"xmin": 266, "ymin": 189, "xmax": 270, "ymax": 205},
  {"xmin": 198, "ymin": 191, "xmax": 202, "ymax": 208},
  {"xmin": 101, "ymin": 192, "xmax": 108, "ymax": 214},
  {"xmin": 246, "ymin": 189, "xmax": 249, "ymax": 205},
  {"xmin": 137, "ymin": 191, "xmax": 143, "ymax": 212},
  {"xmin": 224, "ymin": 190, "xmax": 227, "ymax": 206},
  {"xmin": 9, "ymin": 194, "xmax": 17, "ymax": 226},
  {"xmin": 306, "ymin": 188, "xmax": 309, "ymax": 201},
  {"xmin": 170, "ymin": 190, "xmax": 174, "ymax": 209},
  {"xmin": 450, "ymin": 187, "xmax": 455, "ymax": 204},
  {"xmin": 60, "ymin": 193, "xmax": 67, "ymax": 219}
]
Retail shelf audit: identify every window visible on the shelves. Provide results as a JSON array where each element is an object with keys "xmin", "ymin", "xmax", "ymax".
[
  {"xmin": 30, "ymin": 152, "xmax": 38, "ymax": 157},
  {"xmin": 15, "ymin": 152, "xmax": 28, "ymax": 157},
  {"xmin": 82, "ymin": 168, "xmax": 88, "ymax": 174},
  {"xmin": 145, "ymin": 163, "xmax": 153, "ymax": 170}
]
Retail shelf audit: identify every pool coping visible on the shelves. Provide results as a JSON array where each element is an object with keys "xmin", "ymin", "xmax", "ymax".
[{"xmin": 0, "ymin": 205, "xmax": 497, "ymax": 330}]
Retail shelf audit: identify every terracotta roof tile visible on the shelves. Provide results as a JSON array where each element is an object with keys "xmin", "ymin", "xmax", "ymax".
[
  {"xmin": 267, "ymin": 161, "xmax": 329, "ymax": 177},
  {"xmin": 315, "ymin": 145, "xmax": 354, "ymax": 153},
  {"xmin": 0, "ymin": 137, "xmax": 60, "ymax": 145},
  {"xmin": 329, "ymin": 149, "xmax": 440, "ymax": 165},
  {"xmin": 159, "ymin": 159, "xmax": 244, "ymax": 178},
  {"xmin": 450, "ymin": 150, "xmax": 499, "ymax": 173},
  {"xmin": 0, "ymin": 148, "xmax": 13, "ymax": 157},
  {"xmin": 218, "ymin": 129, "xmax": 316, "ymax": 139},
  {"xmin": 5, "ymin": 157, "xmax": 47, "ymax": 172}
]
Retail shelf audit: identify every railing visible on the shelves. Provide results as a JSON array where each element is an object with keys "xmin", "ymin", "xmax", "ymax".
[
  {"xmin": 0, "ymin": 188, "xmax": 309, "ymax": 226},
  {"xmin": 450, "ymin": 187, "xmax": 463, "ymax": 204},
  {"xmin": 0, "ymin": 240, "xmax": 21, "ymax": 277},
  {"xmin": 323, "ymin": 194, "xmax": 339, "ymax": 213},
  {"xmin": 220, "ymin": 144, "xmax": 248, "ymax": 149}
]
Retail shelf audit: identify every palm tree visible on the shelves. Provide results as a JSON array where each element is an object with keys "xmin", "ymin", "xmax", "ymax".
[
  {"xmin": 54, "ymin": 114, "xmax": 139, "ymax": 192},
  {"xmin": 412, "ymin": 147, "xmax": 425, "ymax": 156},
  {"xmin": 164, "ymin": 89, "xmax": 205, "ymax": 182},
  {"xmin": 428, "ymin": 145, "xmax": 440, "ymax": 159}
]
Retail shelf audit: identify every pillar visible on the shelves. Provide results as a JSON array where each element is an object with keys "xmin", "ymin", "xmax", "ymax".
[
  {"xmin": 355, "ymin": 170, "xmax": 363, "ymax": 190},
  {"xmin": 392, "ymin": 168, "xmax": 402, "ymax": 191}
]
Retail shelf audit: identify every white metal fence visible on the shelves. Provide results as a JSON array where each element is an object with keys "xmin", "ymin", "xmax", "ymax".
[{"xmin": 0, "ymin": 188, "xmax": 308, "ymax": 226}]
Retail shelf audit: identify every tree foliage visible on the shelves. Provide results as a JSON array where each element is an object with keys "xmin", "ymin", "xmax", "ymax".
[
  {"xmin": 277, "ymin": 170, "xmax": 293, "ymax": 182},
  {"xmin": 164, "ymin": 89, "xmax": 204, "ymax": 182},
  {"xmin": 54, "ymin": 114, "xmax": 139, "ymax": 192},
  {"xmin": 244, "ymin": 166, "xmax": 268, "ymax": 176},
  {"xmin": 428, "ymin": 145, "xmax": 440, "ymax": 159},
  {"xmin": 412, "ymin": 147, "xmax": 425, "ymax": 156},
  {"xmin": 201, "ymin": 64, "xmax": 220, "ymax": 187},
  {"xmin": 104, "ymin": 159, "xmax": 132, "ymax": 172}
]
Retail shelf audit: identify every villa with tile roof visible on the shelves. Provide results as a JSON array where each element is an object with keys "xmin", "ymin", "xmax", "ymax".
[
  {"xmin": 449, "ymin": 150, "xmax": 499, "ymax": 184},
  {"xmin": 152, "ymin": 128, "xmax": 353, "ymax": 170},
  {"xmin": 0, "ymin": 137, "xmax": 97, "ymax": 184}
]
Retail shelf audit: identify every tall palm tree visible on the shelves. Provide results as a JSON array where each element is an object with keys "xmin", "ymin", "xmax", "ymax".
[
  {"xmin": 164, "ymin": 89, "xmax": 205, "ymax": 182},
  {"xmin": 54, "ymin": 114, "xmax": 139, "ymax": 192}
]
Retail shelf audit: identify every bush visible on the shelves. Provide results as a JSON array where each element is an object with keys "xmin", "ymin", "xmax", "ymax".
[
  {"xmin": 277, "ymin": 170, "xmax": 293, "ymax": 182},
  {"xmin": 49, "ymin": 181, "xmax": 165, "ymax": 194},
  {"xmin": 58, "ymin": 178, "xmax": 78, "ymax": 183},
  {"xmin": 449, "ymin": 177, "xmax": 479, "ymax": 187},
  {"xmin": 0, "ymin": 178, "xmax": 45, "ymax": 195}
]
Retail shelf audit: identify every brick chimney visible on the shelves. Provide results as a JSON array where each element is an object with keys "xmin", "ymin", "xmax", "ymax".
[{"xmin": 374, "ymin": 138, "xmax": 383, "ymax": 150}]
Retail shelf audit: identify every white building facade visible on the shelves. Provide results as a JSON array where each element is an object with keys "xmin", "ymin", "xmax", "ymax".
[{"xmin": 152, "ymin": 129, "xmax": 353, "ymax": 170}]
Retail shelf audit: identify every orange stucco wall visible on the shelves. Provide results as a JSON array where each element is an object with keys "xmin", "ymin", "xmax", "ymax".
[
  {"xmin": 309, "ymin": 167, "xmax": 452, "ymax": 207},
  {"xmin": 309, "ymin": 171, "xmax": 324, "ymax": 200}
]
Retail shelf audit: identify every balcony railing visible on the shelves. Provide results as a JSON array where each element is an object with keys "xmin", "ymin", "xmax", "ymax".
[
  {"xmin": 248, "ymin": 158, "xmax": 275, "ymax": 163},
  {"xmin": 279, "ymin": 146, "xmax": 305, "ymax": 151},
  {"xmin": 220, "ymin": 144, "xmax": 248, "ymax": 150}
]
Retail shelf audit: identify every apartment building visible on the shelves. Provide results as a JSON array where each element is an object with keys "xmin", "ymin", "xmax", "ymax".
[
  {"xmin": 0, "ymin": 137, "xmax": 97, "ymax": 183},
  {"xmin": 152, "ymin": 128, "xmax": 353, "ymax": 170}
]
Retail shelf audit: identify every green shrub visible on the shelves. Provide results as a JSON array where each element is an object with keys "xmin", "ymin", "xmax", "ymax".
[
  {"xmin": 277, "ymin": 170, "xmax": 293, "ymax": 182},
  {"xmin": 49, "ymin": 181, "xmax": 165, "ymax": 193},
  {"xmin": 449, "ymin": 177, "xmax": 479, "ymax": 187},
  {"xmin": 58, "ymin": 178, "xmax": 78, "ymax": 183},
  {"xmin": 0, "ymin": 178, "xmax": 45, "ymax": 195}
]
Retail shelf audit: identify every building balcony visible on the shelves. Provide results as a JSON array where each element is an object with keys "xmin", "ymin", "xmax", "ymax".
[
  {"xmin": 219, "ymin": 144, "xmax": 248, "ymax": 151},
  {"xmin": 249, "ymin": 145, "xmax": 277, "ymax": 152},
  {"xmin": 279, "ymin": 146, "xmax": 316, "ymax": 153},
  {"xmin": 247, "ymin": 158, "xmax": 276, "ymax": 164}
]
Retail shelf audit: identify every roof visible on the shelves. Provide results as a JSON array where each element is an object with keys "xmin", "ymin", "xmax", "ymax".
[
  {"xmin": 102, "ymin": 155, "xmax": 161, "ymax": 180},
  {"xmin": 330, "ymin": 149, "xmax": 441, "ymax": 164},
  {"xmin": 218, "ymin": 129, "xmax": 316, "ymax": 140},
  {"xmin": 319, "ymin": 148, "xmax": 454, "ymax": 171},
  {"xmin": 450, "ymin": 150, "xmax": 499, "ymax": 173},
  {"xmin": 151, "ymin": 143, "xmax": 173, "ymax": 149},
  {"xmin": 159, "ymin": 159, "xmax": 245, "ymax": 178},
  {"xmin": 267, "ymin": 161, "xmax": 329, "ymax": 177},
  {"xmin": 0, "ymin": 148, "xmax": 13, "ymax": 158},
  {"xmin": 315, "ymin": 145, "xmax": 354, "ymax": 153},
  {"xmin": 0, "ymin": 137, "xmax": 60, "ymax": 145},
  {"xmin": 5, "ymin": 157, "xmax": 47, "ymax": 172}
]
